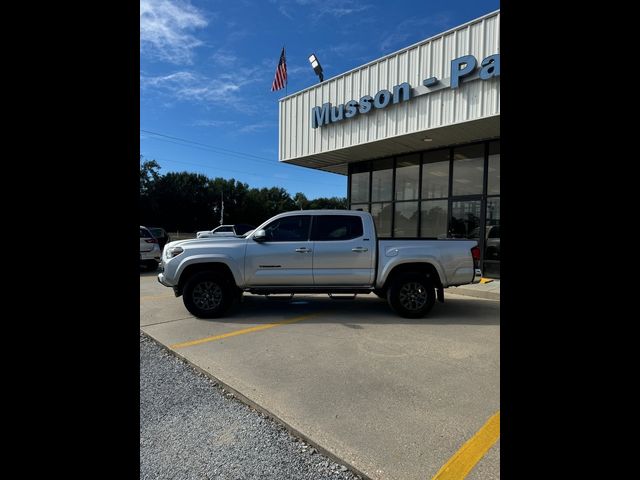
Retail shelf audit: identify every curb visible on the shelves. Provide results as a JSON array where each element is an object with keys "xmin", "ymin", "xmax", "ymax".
[
  {"xmin": 446, "ymin": 287, "xmax": 500, "ymax": 301},
  {"xmin": 141, "ymin": 330, "xmax": 372, "ymax": 480}
]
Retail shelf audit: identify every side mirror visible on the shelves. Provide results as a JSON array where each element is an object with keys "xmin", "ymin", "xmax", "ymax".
[{"xmin": 253, "ymin": 229, "xmax": 266, "ymax": 242}]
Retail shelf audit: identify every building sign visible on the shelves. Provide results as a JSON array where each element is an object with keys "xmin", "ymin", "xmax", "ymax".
[{"xmin": 311, "ymin": 53, "xmax": 499, "ymax": 129}]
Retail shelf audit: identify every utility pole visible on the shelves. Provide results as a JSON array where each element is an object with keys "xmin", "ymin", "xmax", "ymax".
[{"xmin": 220, "ymin": 191, "xmax": 224, "ymax": 225}]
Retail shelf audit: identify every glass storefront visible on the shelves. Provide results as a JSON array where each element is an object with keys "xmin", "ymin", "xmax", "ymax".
[{"xmin": 347, "ymin": 139, "xmax": 500, "ymax": 278}]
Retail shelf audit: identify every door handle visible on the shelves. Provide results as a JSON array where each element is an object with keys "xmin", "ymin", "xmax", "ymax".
[
  {"xmin": 295, "ymin": 247, "xmax": 312, "ymax": 253},
  {"xmin": 352, "ymin": 247, "xmax": 368, "ymax": 252}
]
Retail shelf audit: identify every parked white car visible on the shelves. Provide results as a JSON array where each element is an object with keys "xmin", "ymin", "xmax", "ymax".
[
  {"xmin": 140, "ymin": 226, "xmax": 161, "ymax": 270},
  {"xmin": 196, "ymin": 224, "xmax": 254, "ymax": 238}
]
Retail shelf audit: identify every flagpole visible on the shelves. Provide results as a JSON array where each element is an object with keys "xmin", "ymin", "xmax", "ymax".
[{"xmin": 284, "ymin": 45, "xmax": 287, "ymax": 97}]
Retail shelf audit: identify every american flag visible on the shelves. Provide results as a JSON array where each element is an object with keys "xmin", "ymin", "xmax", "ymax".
[{"xmin": 271, "ymin": 47, "xmax": 287, "ymax": 92}]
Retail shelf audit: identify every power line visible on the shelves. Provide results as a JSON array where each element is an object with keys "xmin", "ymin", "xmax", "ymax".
[
  {"xmin": 148, "ymin": 155, "xmax": 346, "ymax": 189},
  {"xmin": 141, "ymin": 128, "xmax": 286, "ymax": 167}
]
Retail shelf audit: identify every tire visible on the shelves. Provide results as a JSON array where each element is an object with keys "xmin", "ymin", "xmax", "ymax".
[
  {"xmin": 182, "ymin": 271, "xmax": 234, "ymax": 318},
  {"xmin": 386, "ymin": 273, "xmax": 436, "ymax": 318},
  {"xmin": 146, "ymin": 260, "xmax": 159, "ymax": 271}
]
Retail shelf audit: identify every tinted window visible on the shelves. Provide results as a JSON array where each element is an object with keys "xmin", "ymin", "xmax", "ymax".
[
  {"xmin": 312, "ymin": 216, "xmax": 363, "ymax": 241},
  {"xmin": 149, "ymin": 228, "xmax": 164, "ymax": 237},
  {"xmin": 395, "ymin": 154, "xmax": 420, "ymax": 201},
  {"xmin": 215, "ymin": 226, "xmax": 234, "ymax": 232},
  {"xmin": 452, "ymin": 145, "xmax": 485, "ymax": 196},
  {"xmin": 140, "ymin": 228, "xmax": 152, "ymax": 238},
  {"xmin": 263, "ymin": 216, "xmax": 311, "ymax": 242},
  {"xmin": 234, "ymin": 224, "xmax": 254, "ymax": 235},
  {"xmin": 371, "ymin": 158, "xmax": 393, "ymax": 202},
  {"xmin": 394, "ymin": 202, "xmax": 418, "ymax": 237}
]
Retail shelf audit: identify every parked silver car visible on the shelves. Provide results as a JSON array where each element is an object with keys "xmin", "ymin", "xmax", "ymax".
[
  {"xmin": 140, "ymin": 226, "xmax": 161, "ymax": 270},
  {"xmin": 196, "ymin": 224, "xmax": 254, "ymax": 238}
]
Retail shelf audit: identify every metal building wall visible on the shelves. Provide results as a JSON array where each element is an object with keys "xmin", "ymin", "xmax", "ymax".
[{"xmin": 278, "ymin": 10, "xmax": 499, "ymax": 162}]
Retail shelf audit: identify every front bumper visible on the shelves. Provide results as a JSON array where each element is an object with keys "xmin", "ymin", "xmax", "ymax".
[{"xmin": 157, "ymin": 272, "xmax": 171, "ymax": 287}]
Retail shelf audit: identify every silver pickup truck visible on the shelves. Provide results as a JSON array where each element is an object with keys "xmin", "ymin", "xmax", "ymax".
[{"xmin": 158, "ymin": 210, "xmax": 481, "ymax": 318}]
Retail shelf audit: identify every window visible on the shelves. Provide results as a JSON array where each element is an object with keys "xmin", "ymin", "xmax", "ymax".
[
  {"xmin": 422, "ymin": 149, "xmax": 450, "ymax": 199},
  {"xmin": 140, "ymin": 228, "xmax": 152, "ymax": 238},
  {"xmin": 262, "ymin": 215, "xmax": 311, "ymax": 242},
  {"xmin": 149, "ymin": 228, "xmax": 164, "ymax": 238},
  {"xmin": 311, "ymin": 216, "xmax": 363, "ymax": 241},
  {"xmin": 394, "ymin": 202, "xmax": 418, "ymax": 237},
  {"xmin": 371, "ymin": 158, "xmax": 393, "ymax": 202},
  {"xmin": 450, "ymin": 200, "xmax": 481, "ymax": 239},
  {"xmin": 452, "ymin": 145, "xmax": 484, "ymax": 196},
  {"xmin": 215, "ymin": 226, "xmax": 234, "ymax": 233},
  {"xmin": 350, "ymin": 204, "xmax": 369, "ymax": 212},
  {"xmin": 395, "ymin": 154, "xmax": 420, "ymax": 200},
  {"xmin": 370, "ymin": 203, "xmax": 392, "ymax": 237},
  {"xmin": 420, "ymin": 200, "xmax": 448, "ymax": 238},
  {"xmin": 350, "ymin": 162, "xmax": 370, "ymax": 203},
  {"xmin": 488, "ymin": 141, "xmax": 500, "ymax": 196}
]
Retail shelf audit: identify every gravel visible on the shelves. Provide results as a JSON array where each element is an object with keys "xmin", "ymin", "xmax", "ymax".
[{"xmin": 140, "ymin": 333, "xmax": 362, "ymax": 480}]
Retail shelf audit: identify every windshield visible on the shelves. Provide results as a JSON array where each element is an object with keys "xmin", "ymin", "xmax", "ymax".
[{"xmin": 149, "ymin": 228, "xmax": 163, "ymax": 237}]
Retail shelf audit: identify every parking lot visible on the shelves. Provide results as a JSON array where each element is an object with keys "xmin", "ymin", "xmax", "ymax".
[{"xmin": 140, "ymin": 269, "xmax": 500, "ymax": 480}]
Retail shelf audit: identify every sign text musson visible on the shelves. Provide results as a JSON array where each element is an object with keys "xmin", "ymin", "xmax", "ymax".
[{"xmin": 311, "ymin": 53, "xmax": 500, "ymax": 129}]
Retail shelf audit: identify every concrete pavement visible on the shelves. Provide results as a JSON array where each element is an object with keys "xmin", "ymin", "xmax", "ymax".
[{"xmin": 140, "ymin": 271, "xmax": 500, "ymax": 480}]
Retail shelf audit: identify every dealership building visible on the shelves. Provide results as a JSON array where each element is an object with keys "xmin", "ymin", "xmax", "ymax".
[{"xmin": 278, "ymin": 10, "xmax": 500, "ymax": 277}]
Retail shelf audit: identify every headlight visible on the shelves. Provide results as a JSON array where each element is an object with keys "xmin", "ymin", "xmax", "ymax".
[{"xmin": 165, "ymin": 246, "xmax": 184, "ymax": 259}]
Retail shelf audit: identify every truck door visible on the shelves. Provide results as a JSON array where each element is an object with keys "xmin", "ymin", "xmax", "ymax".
[
  {"xmin": 311, "ymin": 214, "xmax": 374, "ymax": 285},
  {"xmin": 245, "ymin": 215, "xmax": 313, "ymax": 286}
]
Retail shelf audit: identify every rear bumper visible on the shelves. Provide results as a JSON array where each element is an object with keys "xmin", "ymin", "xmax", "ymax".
[
  {"xmin": 472, "ymin": 268, "xmax": 483, "ymax": 283},
  {"xmin": 140, "ymin": 250, "xmax": 161, "ymax": 261}
]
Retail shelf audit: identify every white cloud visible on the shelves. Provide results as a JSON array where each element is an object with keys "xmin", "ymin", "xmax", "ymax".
[
  {"xmin": 239, "ymin": 122, "xmax": 276, "ymax": 133},
  {"xmin": 273, "ymin": 0, "xmax": 371, "ymax": 20},
  {"xmin": 210, "ymin": 49, "xmax": 238, "ymax": 67},
  {"xmin": 191, "ymin": 119, "xmax": 238, "ymax": 127},
  {"xmin": 140, "ymin": 0, "xmax": 209, "ymax": 65},
  {"xmin": 141, "ymin": 69, "xmax": 264, "ymax": 113}
]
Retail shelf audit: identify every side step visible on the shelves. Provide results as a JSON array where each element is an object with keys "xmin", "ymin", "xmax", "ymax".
[{"xmin": 328, "ymin": 293, "xmax": 357, "ymax": 300}]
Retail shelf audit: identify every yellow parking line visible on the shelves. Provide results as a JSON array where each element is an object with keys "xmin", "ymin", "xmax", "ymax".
[
  {"xmin": 431, "ymin": 411, "xmax": 500, "ymax": 480},
  {"xmin": 171, "ymin": 313, "xmax": 319, "ymax": 349}
]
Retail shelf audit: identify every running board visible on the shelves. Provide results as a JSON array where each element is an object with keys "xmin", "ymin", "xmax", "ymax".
[{"xmin": 247, "ymin": 287, "xmax": 374, "ymax": 295}]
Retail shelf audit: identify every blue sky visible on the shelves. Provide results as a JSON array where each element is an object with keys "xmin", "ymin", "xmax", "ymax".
[{"xmin": 140, "ymin": 0, "xmax": 499, "ymax": 199}]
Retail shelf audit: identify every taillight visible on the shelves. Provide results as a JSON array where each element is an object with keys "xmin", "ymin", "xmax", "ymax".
[
  {"xmin": 145, "ymin": 238, "xmax": 158, "ymax": 244},
  {"xmin": 471, "ymin": 246, "xmax": 480, "ymax": 269}
]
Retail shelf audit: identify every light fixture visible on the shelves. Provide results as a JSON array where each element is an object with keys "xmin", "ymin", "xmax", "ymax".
[
  {"xmin": 423, "ymin": 137, "xmax": 433, "ymax": 142},
  {"xmin": 308, "ymin": 53, "xmax": 324, "ymax": 83}
]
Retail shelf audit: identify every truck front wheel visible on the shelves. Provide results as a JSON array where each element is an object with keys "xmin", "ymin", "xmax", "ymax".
[
  {"xmin": 387, "ymin": 273, "xmax": 436, "ymax": 318},
  {"xmin": 183, "ymin": 272, "xmax": 234, "ymax": 318}
]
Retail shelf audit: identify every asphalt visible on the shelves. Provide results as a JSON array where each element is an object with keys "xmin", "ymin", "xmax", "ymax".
[{"xmin": 140, "ymin": 270, "xmax": 500, "ymax": 480}]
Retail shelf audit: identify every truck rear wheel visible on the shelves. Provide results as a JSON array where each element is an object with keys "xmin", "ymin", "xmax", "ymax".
[
  {"xmin": 387, "ymin": 273, "xmax": 435, "ymax": 318},
  {"xmin": 183, "ymin": 271, "xmax": 234, "ymax": 318}
]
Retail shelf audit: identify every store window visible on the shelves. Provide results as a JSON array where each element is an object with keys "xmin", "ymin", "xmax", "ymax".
[
  {"xmin": 488, "ymin": 141, "xmax": 500, "ymax": 196},
  {"xmin": 371, "ymin": 158, "xmax": 393, "ymax": 202},
  {"xmin": 350, "ymin": 162, "xmax": 370, "ymax": 203},
  {"xmin": 450, "ymin": 200, "xmax": 481, "ymax": 239},
  {"xmin": 394, "ymin": 201, "xmax": 418, "ymax": 237},
  {"xmin": 350, "ymin": 204, "xmax": 369, "ymax": 212},
  {"xmin": 370, "ymin": 202, "xmax": 392, "ymax": 237},
  {"xmin": 421, "ymin": 200, "xmax": 448, "ymax": 238},
  {"xmin": 484, "ymin": 196, "xmax": 500, "ymax": 278},
  {"xmin": 395, "ymin": 154, "xmax": 420, "ymax": 201},
  {"xmin": 452, "ymin": 144, "xmax": 484, "ymax": 196},
  {"xmin": 422, "ymin": 149, "xmax": 450, "ymax": 199}
]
